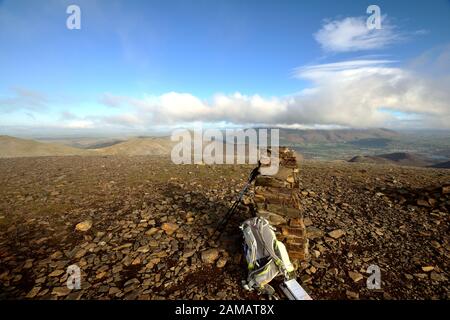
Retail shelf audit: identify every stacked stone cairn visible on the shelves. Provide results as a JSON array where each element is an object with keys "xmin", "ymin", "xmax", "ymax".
[{"xmin": 247, "ymin": 146, "xmax": 309, "ymax": 267}]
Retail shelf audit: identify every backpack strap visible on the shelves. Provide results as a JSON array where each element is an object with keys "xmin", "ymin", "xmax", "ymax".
[
  {"xmin": 241, "ymin": 222, "xmax": 257, "ymax": 271},
  {"xmin": 246, "ymin": 258, "xmax": 280, "ymax": 291}
]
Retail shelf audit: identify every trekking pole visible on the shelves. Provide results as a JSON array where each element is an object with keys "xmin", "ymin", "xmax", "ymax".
[{"xmin": 212, "ymin": 161, "xmax": 261, "ymax": 239}]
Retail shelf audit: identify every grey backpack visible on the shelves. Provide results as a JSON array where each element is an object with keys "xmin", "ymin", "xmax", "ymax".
[{"xmin": 240, "ymin": 216, "xmax": 295, "ymax": 294}]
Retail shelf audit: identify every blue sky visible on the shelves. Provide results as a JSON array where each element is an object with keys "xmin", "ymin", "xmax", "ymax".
[{"xmin": 0, "ymin": 0, "xmax": 450, "ymax": 136}]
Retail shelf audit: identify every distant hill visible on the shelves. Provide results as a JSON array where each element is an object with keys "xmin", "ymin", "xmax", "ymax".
[
  {"xmin": 79, "ymin": 139, "xmax": 125, "ymax": 149},
  {"xmin": 349, "ymin": 155, "xmax": 391, "ymax": 165},
  {"xmin": 2, "ymin": 130, "xmax": 448, "ymax": 165},
  {"xmin": 38, "ymin": 137, "xmax": 126, "ymax": 150},
  {"xmin": 429, "ymin": 161, "xmax": 450, "ymax": 169},
  {"xmin": 347, "ymin": 138, "xmax": 391, "ymax": 148},
  {"xmin": 279, "ymin": 128, "xmax": 399, "ymax": 144},
  {"xmin": 349, "ymin": 152, "xmax": 435, "ymax": 167},
  {"xmin": 97, "ymin": 137, "xmax": 175, "ymax": 156},
  {"xmin": 0, "ymin": 135, "xmax": 93, "ymax": 158},
  {"xmin": 0, "ymin": 135, "xmax": 176, "ymax": 158}
]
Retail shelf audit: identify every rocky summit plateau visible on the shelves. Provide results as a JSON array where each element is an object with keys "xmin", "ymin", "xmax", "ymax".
[{"xmin": 0, "ymin": 154, "xmax": 448, "ymax": 300}]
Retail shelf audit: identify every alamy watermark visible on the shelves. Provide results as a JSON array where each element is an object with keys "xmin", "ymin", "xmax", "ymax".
[
  {"xmin": 367, "ymin": 5, "xmax": 382, "ymax": 30},
  {"xmin": 64, "ymin": 5, "xmax": 381, "ymax": 31},
  {"xmin": 366, "ymin": 264, "xmax": 381, "ymax": 289},
  {"xmin": 170, "ymin": 128, "xmax": 280, "ymax": 175},
  {"xmin": 66, "ymin": 264, "xmax": 81, "ymax": 290},
  {"xmin": 66, "ymin": 4, "xmax": 81, "ymax": 30}
]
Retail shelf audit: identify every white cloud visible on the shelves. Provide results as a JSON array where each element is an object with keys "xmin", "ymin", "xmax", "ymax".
[
  {"xmin": 314, "ymin": 16, "xmax": 400, "ymax": 52},
  {"xmin": 109, "ymin": 91, "xmax": 288, "ymax": 125},
  {"xmin": 291, "ymin": 59, "xmax": 450, "ymax": 128}
]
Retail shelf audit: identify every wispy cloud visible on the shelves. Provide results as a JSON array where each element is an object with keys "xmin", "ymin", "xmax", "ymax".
[
  {"xmin": 314, "ymin": 16, "xmax": 401, "ymax": 52},
  {"xmin": 0, "ymin": 87, "xmax": 48, "ymax": 113},
  {"xmin": 63, "ymin": 120, "xmax": 95, "ymax": 129},
  {"xmin": 99, "ymin": 93, "xmax": 128, "ymax": 108}
]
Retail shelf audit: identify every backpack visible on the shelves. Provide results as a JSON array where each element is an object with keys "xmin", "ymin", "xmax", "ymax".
[{"xmin": 240, "ymin": 216, "xmax": 294, "ymax": 294}]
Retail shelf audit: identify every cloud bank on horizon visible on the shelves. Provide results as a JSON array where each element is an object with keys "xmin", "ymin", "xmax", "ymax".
[
  {"xmin": 89, "ymin": 53, "xmax": 450, "ymax": 130},
  {"xmin": 0, "ymin": 1, "xmax": 449, "ymax": 134}
]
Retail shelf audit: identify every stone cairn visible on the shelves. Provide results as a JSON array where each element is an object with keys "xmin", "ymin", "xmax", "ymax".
[{"xmin": 245, "ymin": 147, "xmax": 309, "ymax": 267}]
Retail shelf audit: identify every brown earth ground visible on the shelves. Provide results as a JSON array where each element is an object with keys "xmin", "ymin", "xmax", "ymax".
[{"xmin": 0, "ymin": 156, "xmax": 448, "ymax": 300}]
